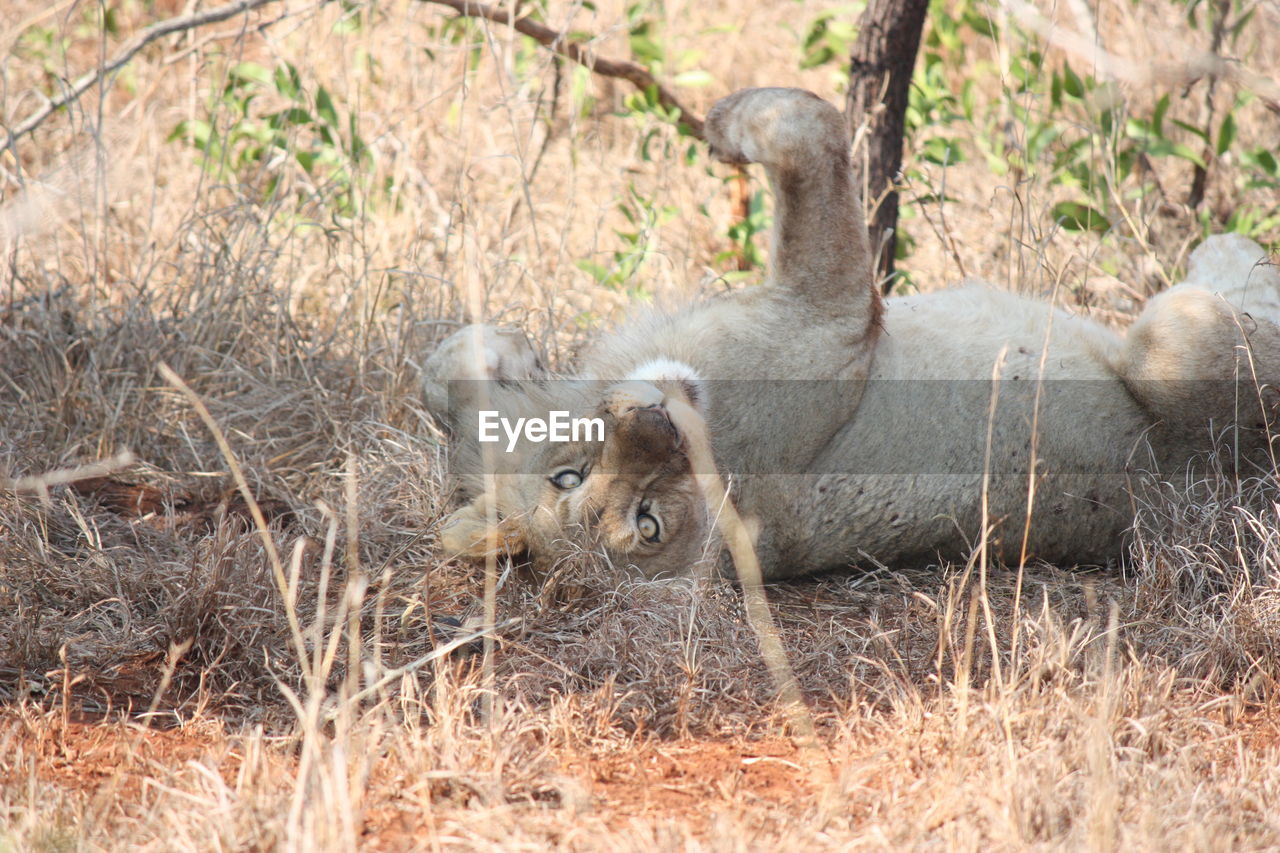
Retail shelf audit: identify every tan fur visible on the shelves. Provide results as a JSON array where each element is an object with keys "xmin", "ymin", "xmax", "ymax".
[
  {"xmin": 424, "ymin": 88, "xmax": 1280, "ymax": 579},
  {"xmin": 435, "ymin": 379, "xmax": 717, "ymax": 576},
  {"xmin": 424, "ymin": 88, "xmax": 880, "ymax": 575}
]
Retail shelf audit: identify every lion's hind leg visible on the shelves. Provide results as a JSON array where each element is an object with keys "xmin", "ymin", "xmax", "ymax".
[
  {"xmin": 1120, "ymin": 235, "xmax": 1280, "ymax": 445},
  {"xmin": 703, "ymin": 88, "xmax": 878, "ymax": 320}
]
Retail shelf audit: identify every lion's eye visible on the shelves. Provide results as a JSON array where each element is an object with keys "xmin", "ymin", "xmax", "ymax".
[
  {"xmin": 550, "ymin": 469, "xmax": 583, "ymax": 490},
  {"xmin": 636, "ymin": 512, "xmax": 660, "ymax": 542}
]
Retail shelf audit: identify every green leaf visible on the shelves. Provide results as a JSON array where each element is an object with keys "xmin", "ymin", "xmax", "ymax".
[
  {"xmin": 1061, "ymin": 62, "xmax": 1084, "ymax": 98},
  {"xmin": 316, "ymin": 86, "xmax": 338, "ymax": 128},
  {"xmin": 1243, "ymin": 148, "xmax": 1278, "ymax": 177},
  {"xmin": 281, "ymin": 107, "xmax": 313, "ymax": 126},
  {"xmin": 1052, "ymin": 201, "xmax": 1111, "ymax": 234},
  {"xmin": 962, "ymin": 10, "xmax": 999, "ymax": 38},
  {"xmin": 1151, "ymin": 93, "xmax": 1170, "ymax": 137},
  {"xmin": 1115, "ymin": 148, "xmax": 1138, "ymax": 182},
  {"xmin": 231, "ymin": 62, "xmax": 272, "ymax": 88},
  {"xmin": 629, "ymin": 28, "xmax": 664, "ymax": 67},
  {"xmin": 960, "ymin": 80, "xmax": 976, "ymax": 121},
  {"xmin": 672, "ymin": 70, "xmax": 713, "ymax": 88},
  {"xmin": 574, "ymin": 259, "xmax": 609, "ymax": 283},
  {"xmin": 920, "ymin": 137, "xmax": 963, "ymax": 165},
  {"xmin": 273, "ymin": 63, "xmax": 302, "ymax": 100},
  {"xmin": 1229, "ymin": 7, "xmax": 1257, "ymax": 41},
  {"xmin": 1099, "ymin": 107, "xmax": 1114, "ymax": 137},
  {"xmin": 800, "ymin": 46, "xmax": 835, "ymax": 70},
  {"xmin": 1216, "ymin": 112, "xmax": 1236, "ymax": 156},
  {"xmin": 1171, "ymin": 119, "xmax": 1210, "ymax": 144},
  {"xmin": 639, "ymin": 129, "xmax": 656, "ymax": 162},
  {"xmin": 1125, "ymin": 116, "xmax": 1152, "ymax": 139},
  {"xmin": 169, "ymin": 119, "xmax": 212, "ymax": 151},
  {"xmin": 1146, "ymin": 139, "xmax": 1205, "ymax": 168},
  {"xmin": 802, "ymin": 14, "xmax": 830, "ymax": 51}
]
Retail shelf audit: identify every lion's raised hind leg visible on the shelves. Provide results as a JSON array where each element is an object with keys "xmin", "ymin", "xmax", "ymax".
[{"xmin": 703, "ymin": 87, "xmax": 880, "ymax": 326}]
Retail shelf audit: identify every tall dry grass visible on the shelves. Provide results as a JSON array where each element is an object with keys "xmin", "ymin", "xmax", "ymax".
[{"xmin": 2, "ymin": 0, "xmax": 1280, "ymax": 849}]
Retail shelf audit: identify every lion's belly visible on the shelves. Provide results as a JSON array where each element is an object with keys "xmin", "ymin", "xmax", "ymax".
[{"xmin": 766, "ymin": 287, "xmax": 1153, "ymax": 575}]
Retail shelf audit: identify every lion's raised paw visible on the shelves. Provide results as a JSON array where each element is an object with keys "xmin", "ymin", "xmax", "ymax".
[{"xmin": 703, "ymin": 87, "xmax": 846, "ymax": 169}]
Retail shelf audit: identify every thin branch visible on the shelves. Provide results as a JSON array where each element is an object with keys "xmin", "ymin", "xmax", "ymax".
[
  {"xmin": 418, "ymin": 0, "xmax": 705, "ymax": 138},
  {"xmin": 1, "ymin": 451, "xmax": 136, "ymax": 500},
  {"xmin": 664, "ymin": 395, "xmax": 825, "ymax": 756},
  {"xmin": 1, "ymin": 0, "xmax": 283, "ymax": 152}
]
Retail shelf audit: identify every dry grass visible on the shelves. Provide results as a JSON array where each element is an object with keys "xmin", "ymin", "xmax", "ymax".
[{"xmin": 3, "ymin": 0, "xmax": 1280, "ymax": 849}]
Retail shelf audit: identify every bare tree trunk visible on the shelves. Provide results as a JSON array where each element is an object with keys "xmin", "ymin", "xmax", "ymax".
[{"xmin": 845, "ymin": 0, "xmax": 928, "ymax": 293}]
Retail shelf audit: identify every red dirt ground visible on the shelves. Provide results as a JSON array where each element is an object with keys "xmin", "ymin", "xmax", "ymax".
[
  {"xmin": 561, "ymin": 736, "xmax": 815, "ymax": 825},
  {"xmin": 6, "ymin": 703, "xmax": 1280, "ymax": 848},
  {"xmin": 2, "ymin": 712, "xmax": 239, "ymax": 802}
]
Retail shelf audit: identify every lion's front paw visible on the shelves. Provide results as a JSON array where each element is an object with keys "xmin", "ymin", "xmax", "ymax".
[
  {"xmin": 426, "ymin": 324, "xmax": 541, "ymax": 382},
  {"xmin": 422, "ymin": 324, "xmax": 543, "ymax": 422}
]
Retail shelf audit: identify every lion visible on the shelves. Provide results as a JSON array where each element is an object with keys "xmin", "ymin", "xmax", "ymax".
[
  {"xmin": 422, "ymin": 87, "xmax": 1280, "ymax": 580},
  {"xmin": 422, "ymin": 88, "xmax": 884, "ymax": 577}
]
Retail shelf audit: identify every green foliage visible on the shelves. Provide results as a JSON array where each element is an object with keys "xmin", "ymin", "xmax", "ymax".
[
  {"xmin": 900, "ymin": 0, "xmax": 1280, "ymax": 249},
  {"xmin": 598, "ymin": 7, "xmax": 727, "ymax": 280},
  {"xmin": 575, "ymin": 184, "xmax": 677, "ymax": 295},
  {"xmin": 420, "ymin": 15, "xmax": 485, "ymax": 69},
  {"xmin": 14, "ymin": 26, "xmax": 70, "ymax": 86},
  {"xmin": 620, "ymin": 84, "xmax": 694, "ymax": 155},
  {"xmin": 407, "ymin": 0, "xmax": 1278, "ymax": 285},
  {"xmin": 716, "ymin": 189, "xmax": 770, "ymax": 273},
  {"xmin": 168, "ymin": 61, "xmax": 372, "ymax": 216},
  {"xmin": 627, "ymin": 2, "xmax": 666, "ymax": 68},
  {"xmin": 907, "ymin": 47, "xmax": 968, "ymax": 165},
  {"xmin": 613, "ymin": 4, "xmax": 715, "ymax": 143},
  {"xmin": 1051, "ymin": 201, "xmax": 1112, "ymax": 235},
  {"xmin": 799, "ymin": 6, "xmax": 863, "ymax": 71}
]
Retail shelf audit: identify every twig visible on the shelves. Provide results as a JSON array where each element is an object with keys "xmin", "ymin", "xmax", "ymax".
[
  {"xmin": 0, "ymin": 0, "xmax": 283, "ymax": 152},
  {"xmin": 664, "ymin": 397, "xmax": 820, "ymax": 747},
  {"xmin": 417, "ymin": 0, "xmax": 705, "ymax": 138},
  {"xmin": 333, "ymin": 618, "xmax": 520, "ymax": 714},
  {"xmin": 1, "ymin": 451, "xmax": 136, "ymax": 501},
  {"xmin": 156, "ymin": 362, "xmax": 308, "ymax": 672},
  {"xmin": 161, "ymin": 5, "xmax": 303, "ymax": 68},
  {"xmin": 1187, "ymin": 0, "xmax": 1231, "ymax": 210}
]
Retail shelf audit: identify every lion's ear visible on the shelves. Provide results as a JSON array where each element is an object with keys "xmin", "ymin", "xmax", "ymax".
[{"xmin": 439, "ymin": 497, "xmax": 527, "ymax": 558}]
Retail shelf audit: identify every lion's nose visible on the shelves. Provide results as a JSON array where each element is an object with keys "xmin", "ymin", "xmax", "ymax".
[{"xmin": 632, "ymin": 402, "xmax": 674, "ymax": 429}]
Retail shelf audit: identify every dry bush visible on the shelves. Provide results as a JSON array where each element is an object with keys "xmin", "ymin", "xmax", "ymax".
[{"xmin": 2, "ymin": 0, "xmax": 1280, "ymax": 849}]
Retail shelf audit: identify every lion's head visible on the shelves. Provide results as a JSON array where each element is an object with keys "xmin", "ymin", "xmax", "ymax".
[{"xmin": 438, "ymin": 377, "xmax": 721, "ymax": 578}]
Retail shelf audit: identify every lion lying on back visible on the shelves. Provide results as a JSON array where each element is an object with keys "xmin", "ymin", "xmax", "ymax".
[{"xmin": 423, "ymin": 87, "xmax": 1280, "ymax": 580}]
